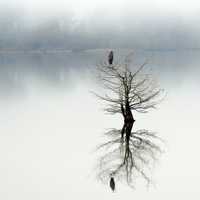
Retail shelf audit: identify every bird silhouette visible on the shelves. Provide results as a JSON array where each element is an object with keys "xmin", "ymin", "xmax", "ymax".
[
  {"xmin": 110, "ymin": 177, "xmax": 115, "ymax": 191},
  {"xmin": 108, "ymin": 51, "xmax": 113, "ymax": 65}
]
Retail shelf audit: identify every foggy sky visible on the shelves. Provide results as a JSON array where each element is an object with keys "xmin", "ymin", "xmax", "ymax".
[{"xmin": 0, "ymin": 0, "xmax": 200, "ymax": 50}]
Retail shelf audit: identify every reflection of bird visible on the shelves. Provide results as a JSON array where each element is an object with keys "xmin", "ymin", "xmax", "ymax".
[
  {"xmin": 110, "ymin": 177, "xmax": 115, "ymax": 191},
  {"xmin": 108, "ymin": 51, "xmax": 113, "ymax": 65}
]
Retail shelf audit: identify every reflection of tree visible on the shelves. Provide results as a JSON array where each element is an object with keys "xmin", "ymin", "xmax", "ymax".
[{"xmin": 95, "ymin": 51, "xmax": 164, "ymax": 191}]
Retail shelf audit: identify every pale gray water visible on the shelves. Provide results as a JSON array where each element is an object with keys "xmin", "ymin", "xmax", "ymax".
[
  {"xmin": 0, "ymin": 49, "xmax": 199, "ymax": 199},
  {"xmin": 0, "ymin": 49, "xmax": 199, "ymax": 96}
]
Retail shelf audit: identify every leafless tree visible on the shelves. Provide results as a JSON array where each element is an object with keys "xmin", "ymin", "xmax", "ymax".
[{"xmin": 94, "ymin": 51, "xmax": 164, "ymax": 190}]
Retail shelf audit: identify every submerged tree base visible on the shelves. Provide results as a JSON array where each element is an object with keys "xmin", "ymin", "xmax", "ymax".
[{"xmin": 97, "ymin": 129, "xmax": 163, "ymax": 189}]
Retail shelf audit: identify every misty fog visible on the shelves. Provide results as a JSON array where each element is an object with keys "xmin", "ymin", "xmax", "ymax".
[
  {"xmin": 0, "ymin": 0, "xmax": 200, "ymax": 198},
  {"xmin": 1, "ymin": 0, "xmax": 200, "ymax": 50}
]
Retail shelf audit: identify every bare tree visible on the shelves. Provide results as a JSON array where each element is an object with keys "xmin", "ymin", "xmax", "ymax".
[{"xmin": 94, "ymin": 51, "xmax": 164, "ymax": 191}]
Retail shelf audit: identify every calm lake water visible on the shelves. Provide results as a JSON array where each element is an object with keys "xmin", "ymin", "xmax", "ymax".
[
  {"xmin": 0, "ymin": 49, "xmax": 199, "ymax": 198},
  {"xmin": 0, "ymin": 49, "xmax": 199, "ymax": 97}
]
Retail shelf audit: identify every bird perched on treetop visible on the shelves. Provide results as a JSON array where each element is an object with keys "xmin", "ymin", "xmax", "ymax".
[
  {"xmin": 110, "ymin": 177, "xmax": 115, "ymax": 191},
  {"xmin": 108, "ymin": 50, "xmax": 113, "ymax": 65}
]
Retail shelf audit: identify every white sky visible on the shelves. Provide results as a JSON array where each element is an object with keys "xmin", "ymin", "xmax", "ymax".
[{"xmin": 1, "ymin": 0, "xmax": 200, "ymax": 20}]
